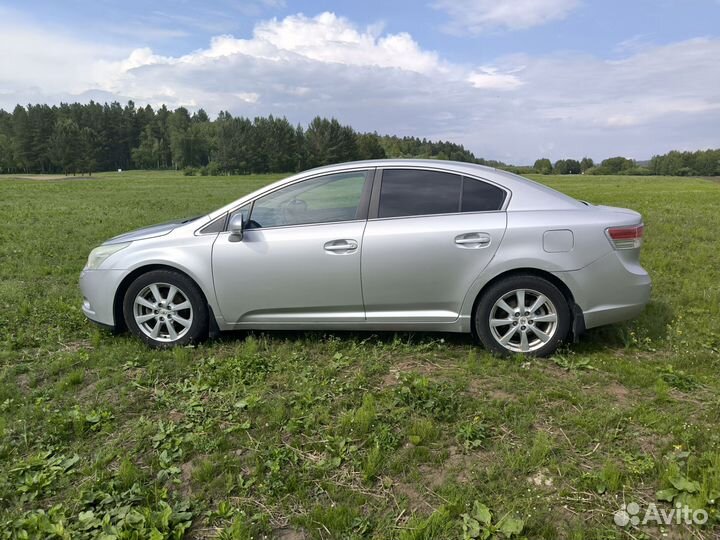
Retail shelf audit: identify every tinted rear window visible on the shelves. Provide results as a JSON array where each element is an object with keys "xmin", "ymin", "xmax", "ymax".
[
  {"xmin": 378, "ymin": 169, "xmax": 461, "ymax": 218},
  {"xmin": 461, "ymin": 178, "xmax": 506, "ymax": 212}
]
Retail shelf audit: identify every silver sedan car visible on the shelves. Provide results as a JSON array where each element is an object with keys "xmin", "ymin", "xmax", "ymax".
[{"xmin": 80, "ymin": 159, "xmax": 651, "ymax": 356}]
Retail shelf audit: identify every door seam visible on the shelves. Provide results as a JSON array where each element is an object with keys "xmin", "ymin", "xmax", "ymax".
[{"xmin": 359, "ymin": 219, "xmax": 369, "ymax": 321}]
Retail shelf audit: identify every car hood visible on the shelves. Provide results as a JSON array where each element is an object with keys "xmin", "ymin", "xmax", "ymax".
[{"xmin": 104, "ymin": 216, "xmax": 201, "ymax": 245}]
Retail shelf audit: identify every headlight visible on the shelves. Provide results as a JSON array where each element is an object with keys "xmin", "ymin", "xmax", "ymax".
[{"xmin": 85, "ymin": 242, "xmax": 131, "ymax": 270}]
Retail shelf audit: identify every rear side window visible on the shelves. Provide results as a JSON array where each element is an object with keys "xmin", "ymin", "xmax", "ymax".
[
  {"xmin": 378, "ymin": 169, "xmax": 461, "ymax": 218},
  {"xmin": 461, "ymin": 177, "xmax": 506, "ymax": 212}
]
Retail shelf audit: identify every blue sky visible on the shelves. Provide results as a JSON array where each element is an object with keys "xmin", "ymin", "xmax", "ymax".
[
  {"xmin": 9, "ymin": 0, "xmax": 719, "ymax": 60},
  {"xmin": 1, "ymin": 0, "xmax": 719, "ymax": 162}
]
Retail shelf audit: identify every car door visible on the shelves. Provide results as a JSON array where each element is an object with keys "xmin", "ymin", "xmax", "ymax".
[
  {"xmin": 212, "ymin": 169, "xmax": 373, "ymax": 324},
  {"xmin": 361, "ymin": 168, "xmax": 508, "ymax": 323}
]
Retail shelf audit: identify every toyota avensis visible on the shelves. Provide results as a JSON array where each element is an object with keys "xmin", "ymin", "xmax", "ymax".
[{"xmin": 80, "ymin": 159, "xmax": 651, "ymax": 356}]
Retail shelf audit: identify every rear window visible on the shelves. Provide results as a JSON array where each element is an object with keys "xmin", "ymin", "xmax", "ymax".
[
  {"xmin": 378, "ymin": 169, "xmax": 461, "ymax": 218},
  {"xmin": 461, "ymin": 177, "xmax": 506, "ymax": 212}
]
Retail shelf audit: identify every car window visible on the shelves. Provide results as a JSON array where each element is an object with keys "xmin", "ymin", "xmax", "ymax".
[
  {"xmin": 378, "ymin": 169, "xmax": 461, "ymax": 218},
  {"xmin": 248, "ymin": 171, "xmax": 368, "ymax": 228},
  {"xmin": 461, "ymin": 177, "xmax": 506, "ymax": 212}
]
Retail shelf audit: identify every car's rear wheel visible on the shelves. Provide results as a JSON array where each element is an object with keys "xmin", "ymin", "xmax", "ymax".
[
  {"xmin": 475, "ymin": 275, "xmax": 570, "ymax": 357},
  {"xmin": 123, "ymin": 270, "xmax": 208, "ymax": 348}
]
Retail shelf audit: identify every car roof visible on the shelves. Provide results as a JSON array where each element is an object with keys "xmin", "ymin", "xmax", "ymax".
[{"xmin": 300, "ymin": 158, "xmax": 499, "ymax": 175}]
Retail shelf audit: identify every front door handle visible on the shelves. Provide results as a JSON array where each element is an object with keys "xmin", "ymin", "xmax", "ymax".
[
  {"xmin": 455, "ymin": 233, "xmax": 491, "ymax": 248},
  {"xmin": 324, "ymin": 239, "xmax": 358, "ymax": 253}
]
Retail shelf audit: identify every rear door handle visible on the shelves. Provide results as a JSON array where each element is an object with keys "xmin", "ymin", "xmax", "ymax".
[
  {"xmin": 455, "ymin": 233, "xmax": 491, "ymax": 248},
  {"xmin": 324, "ymin": 239, "xmax": 358, "ymax": 253}
]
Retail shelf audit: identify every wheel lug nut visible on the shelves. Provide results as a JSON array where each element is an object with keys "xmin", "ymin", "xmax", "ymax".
[
  {"xmin": 514, "ymin": 312, "xmax": 520, "ymax": 317},
  {"xmin": 524, "ymin": 311, "xmax": 529, "ymax": 316},
  {"xmin": 513, "ymin": 321, "xmax": 518, "ymax": 326},
  {"xmin": 521, "ymin": 326, "xmax": 526, "ymax": 331}
]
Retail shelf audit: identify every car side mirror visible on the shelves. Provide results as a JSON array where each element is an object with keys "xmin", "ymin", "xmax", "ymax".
[{"xmin": 228, "ymin": 213, "xmax": 245, "ymax": 240}]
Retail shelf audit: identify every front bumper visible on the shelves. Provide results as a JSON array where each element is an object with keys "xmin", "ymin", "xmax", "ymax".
[
  {"xmin": 79, "ymin": 268, "xmax": 126, "ymax": 327},
  {"xmin": 554, "ymin": 251, "xmax": 651, "ymax": 329}
]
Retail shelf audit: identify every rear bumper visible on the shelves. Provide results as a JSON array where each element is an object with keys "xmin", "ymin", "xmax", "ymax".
[
  {"xmin": 554, "ymin": 252, "xmax": 651, "ymax": 329},
  {"xmin": 79, "ymin": 268, "xmax": 125, "ymax": 328}
]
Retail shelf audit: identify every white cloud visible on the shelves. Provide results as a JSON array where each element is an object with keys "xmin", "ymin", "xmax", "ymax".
[
  {"xmin": 523, "ymin": 38, "xmax": 720, "ymax": 128},
  {"xmin": 176, "ymin": 13, "xmax": 448, "ymax": 75},
  {"xmin": 468, "ymin": 68, "xmax": 524, "ymax": 90},
  {"xmin": 433, "ymin": 0, "xmax": 579, "ymax": 33},
  {"xmin": 1, "ymin": 10, "xmax": 719, "ymax": 163}
]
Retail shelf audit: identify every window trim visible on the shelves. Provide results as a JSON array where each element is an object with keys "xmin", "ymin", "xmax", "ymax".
[
  {"xmin": 368, "ymin": 166, "xmax": 510, "ymax": 221},
  {"xmin": 221, "ymin": 169, "xmax": 375, "ymax": 232}
]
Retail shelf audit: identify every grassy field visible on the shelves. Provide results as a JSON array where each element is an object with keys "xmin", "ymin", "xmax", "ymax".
[{"xmin": 1, "ymin": 170, "xmax": 719, "ymax": 539}]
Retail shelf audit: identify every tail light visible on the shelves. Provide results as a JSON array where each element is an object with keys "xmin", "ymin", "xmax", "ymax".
[{"xmin": 606, "ymin": 224, "xmax": 644, "ymax": 250}]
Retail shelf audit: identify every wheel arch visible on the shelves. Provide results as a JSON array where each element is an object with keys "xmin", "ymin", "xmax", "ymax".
[
  {"xmin": 113, "ymin": 264, "xmax": 216, "ymax": 334},
  {"xmin": 469, "ymin": 267, "xmax": 581, "ymax": 339}
]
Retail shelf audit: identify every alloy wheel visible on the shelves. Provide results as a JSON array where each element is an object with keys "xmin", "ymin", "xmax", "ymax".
[
  {"xmin": 488, "ymin": 288, "xmax": 559, "ymax": 353},
  {"xmin": 132, "ymin": 282, "xmax": 194, "ymax": 342}
]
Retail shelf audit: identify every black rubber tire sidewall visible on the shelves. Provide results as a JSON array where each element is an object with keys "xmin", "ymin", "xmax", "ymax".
[
  {"xmin": 123, "ymin": 269, "xmax": 208, "ymax": 348},
  {"xmin": 475, "ymin": 275, "xmax": 570, "ymax": 357}
]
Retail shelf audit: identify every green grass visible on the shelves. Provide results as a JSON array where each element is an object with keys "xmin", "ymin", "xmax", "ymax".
[{"xmin": 1, "ymin": 170, "xmax": 719, "ymax": 539}]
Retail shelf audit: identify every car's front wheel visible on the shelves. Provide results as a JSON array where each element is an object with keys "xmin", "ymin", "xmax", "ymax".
[
  {"xmin": 475, "ymin": 275, "xmax": 570, "ymax": 357},
  {"xmin": 123, "ymin": 269, "xmax": 208, "ymax": 348}
]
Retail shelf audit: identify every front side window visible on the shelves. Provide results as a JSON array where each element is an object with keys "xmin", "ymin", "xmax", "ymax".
[
  {"xmin": 248, "ymin": 171, "xmax": 368, "ymax": 228},
  {"xmin": 378, "ymin": 169, "xmax": 461, "ymax": 218}
]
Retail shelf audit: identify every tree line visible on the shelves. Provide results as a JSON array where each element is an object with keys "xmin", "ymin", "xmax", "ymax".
[
  {"xmin": 0, "ymin": 101, "xmax": 718, "ymax": 176},
  {"xmin": 0, "ymin": 102, "xmax": 486, "ymax": 176},
  {"xmin": 530, "ymin": 151, "xmax": 720, "ymax": 177}
]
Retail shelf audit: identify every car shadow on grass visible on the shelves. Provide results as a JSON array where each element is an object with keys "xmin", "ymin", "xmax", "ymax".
[
  {"xmin": 211, "ymin": 328, "xmax": 477, "ymax": 348},
  {"xmin": 207, "ymin": 299, "xmax": 673, "ymax": 357},
  {"xmin": 205, "ymin": 302, "xmax": 674, "ymax": 354}
]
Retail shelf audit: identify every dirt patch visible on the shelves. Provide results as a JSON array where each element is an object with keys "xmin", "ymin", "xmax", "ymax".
[
  {"xmin": 604, "ymin": 382, "xmax": 631, "ymax": 406},
  {"xmin": 59, "ymin": 339, "xmax": 93, "ymax": 353},
  {"xmin": 123, "ymin": 368, "xmax": 144, "ymax": 381},
  {"xmin": 380, "ymin": 360, "xmax": 443, "ymax": 388},
  {"xmin": 541, "ymin": 362, "xmax": 579, "ymax": 380},
  {"xmin": 528, "ymin": 468, "xmax": 554, "ymax": 487},
  {"xmin": 2, "ymin": 174, "xmax": 96, "ymax": 181},
  {"xmin": 425, "ymin": 446, "xmax": 491, "ymax": 488},
  {"xmin": 75, "ymin": 377, "xmax": 103, "ymax": 402},
  {"xmin": 488, "ymin": 389, "xmax": 516, "ymax": 401},
  {"xmin": 180, "ymin": 460, "xmax": 194, "ymax": 483},
  {"xmin": 168, "ymin": 410, "xmax": 186, "ymax": 423},
  {"xmin": 394, "ymin": 446, "xmax": 490, "ymax": 513},
  {"xmin": 274, "ymin": 528, "xmax": 306, "ymax": 540},
  {"xmin": 635, "ymin": 432, "xmax": 671, "ymax": 455},
  {"xmin": 15, "ymin": 373, "xmax": 31, "ymax": 393},
  {"xmin": 467, "ymin": 378, "xmax": 517, "ymax": 401},
  {"xmin": 392, "ymin": 479, "xmax": 431, "ymax": 514},
  {"xmin": 178, "ymin": 458, "xmax": 202, "ymax": 499}
]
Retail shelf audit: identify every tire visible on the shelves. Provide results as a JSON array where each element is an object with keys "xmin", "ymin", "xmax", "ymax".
[
  {"xmin": 123, "ymin": 269, "xmax": 208, "ymax": 348},
  {"xmin": 474, "ymin": 275, "xmax": 570, "ymax": 357}
]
